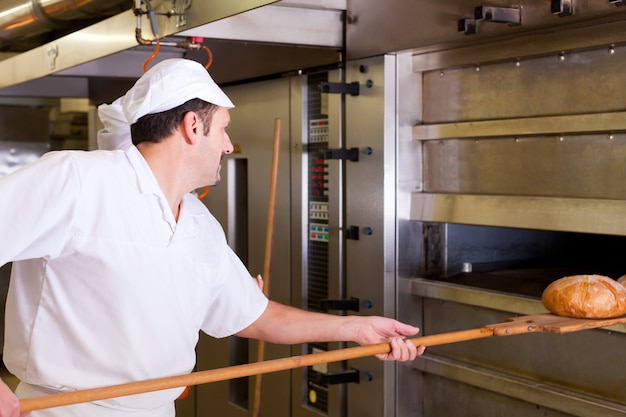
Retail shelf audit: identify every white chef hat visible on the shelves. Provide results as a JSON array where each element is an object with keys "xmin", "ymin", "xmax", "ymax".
[
  {"xmin": 121, "ymin": 58, "xmax": 234, "ymax": 125},
  {"xmin": 97, "ymin": 97, "xmax": 132, "ymax": 151}
]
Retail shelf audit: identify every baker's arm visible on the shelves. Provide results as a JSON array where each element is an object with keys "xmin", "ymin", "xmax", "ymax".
[
  {"xmin": 236, "ymin": 300, "xmax": 425, "ymax": 361},
  {"xmin": 0, "ymin": 380, "xmax": 27, "ymax": 417},
  {"xmin": 0, "ymin": 152, "xmax": 77, "ymax": 265}
]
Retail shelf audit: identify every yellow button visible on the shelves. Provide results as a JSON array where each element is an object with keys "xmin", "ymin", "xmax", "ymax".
[{"xmin": 308, "ymin": 389, "xmax": 317, "ymax": 404}]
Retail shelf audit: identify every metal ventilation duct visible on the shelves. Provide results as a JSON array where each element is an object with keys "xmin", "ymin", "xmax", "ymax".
[{"xmin": 0, "ymin": 0, "xmax": 131, "ymax": 50}]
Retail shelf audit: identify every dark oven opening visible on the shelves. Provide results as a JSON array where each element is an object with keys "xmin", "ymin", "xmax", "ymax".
[{"xmin": 422, "ymin": 222, "xmax": 626, "ymax": 298}]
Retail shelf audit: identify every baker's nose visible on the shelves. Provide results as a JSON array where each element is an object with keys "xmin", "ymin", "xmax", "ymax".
[{"xmin": 224, "ymin": 134, "xmax": 234, "ymax": 154}]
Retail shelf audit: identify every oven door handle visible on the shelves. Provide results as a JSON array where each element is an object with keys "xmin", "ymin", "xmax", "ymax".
[{"xmin": 319, "ymin": 297, "xmax": 360, "ymax": 312}]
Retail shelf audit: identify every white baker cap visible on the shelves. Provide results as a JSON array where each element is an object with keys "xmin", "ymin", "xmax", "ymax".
[
  {"xmin": 121, "ymin": 58, "xmax": 234, "ymax": 125},
  {"xmin": 97, "ymin": 97, "xmax": 131, "ymax": 151}
]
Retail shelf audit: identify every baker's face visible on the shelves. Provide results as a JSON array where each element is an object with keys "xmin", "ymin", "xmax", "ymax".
[{"xmin": 201, "ymin": 106, "xmax": 233, "ymax": 186}]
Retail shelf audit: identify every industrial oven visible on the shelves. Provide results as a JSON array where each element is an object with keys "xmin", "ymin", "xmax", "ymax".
[
  {"xmin": 195, "ymin": 43, "xmax": 626, "ymax": 417},
  {"xmin": 238, "ymin": 9, "xmax": 626, "ymax": 417},
  {"xmin": 399, "ymin": 10, "xmax": 626, "ymax": 415}
]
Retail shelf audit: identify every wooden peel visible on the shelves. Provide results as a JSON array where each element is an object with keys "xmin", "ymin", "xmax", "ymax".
[
  {"xmin": 252, "ymin": 117, "xmax": 281, "ymax": 417},
  {"xmin": 486, "ymin": 313, "xmax": 626, "ymax": 335},
  {"xmin": 19, "ymin": 313, "xmax": 626, "ymax": 413}
]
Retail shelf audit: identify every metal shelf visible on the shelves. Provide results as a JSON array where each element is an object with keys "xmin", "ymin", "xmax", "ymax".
[
  {"xmin": 412, "ymin": 353, "xmax": 626, "ymax": 417},
  {"xmin": 413, "ymin": 111, "xmax": 626, "ymax": 141},
  {"xmin": 410, "ymin": 193, "xmax": 626, "ymax": 236},
  {"xmin": 410, "ymin": 277, "xmax": 626, "ymax": 334}
]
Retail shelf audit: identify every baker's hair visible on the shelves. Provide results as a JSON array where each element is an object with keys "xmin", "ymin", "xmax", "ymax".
[{"xmin": 130, "ymin": 98, "xmax": 220, "ymax": 145}]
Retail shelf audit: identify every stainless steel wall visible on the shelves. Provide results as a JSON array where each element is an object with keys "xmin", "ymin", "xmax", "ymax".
[
  {"xmin": 401, "ymin": 13, "xmax": 626, "ymax": 417},
  {"xmin": 346, "ymin": 0, "xmax": 626, "ymax": 61},
  {"xmin": 342, "ymin": 56, "xmax": 403, "ymax": 417}
]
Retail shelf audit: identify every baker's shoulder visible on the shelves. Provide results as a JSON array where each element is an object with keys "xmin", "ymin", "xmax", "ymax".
[
  {"xmin": 183, "ymin": 193, "xmax": 212, "ymax": 217},
  {"xmin": 40, "ymin": 148, "xmax": 124, "ymax": 163},
  {"xmin": 183, "ymin": 194, "xmax": 224, "ymax": 229},
  {"xmin": 50, "ymin": 149, "xmax": 130, "ymax": 174}
]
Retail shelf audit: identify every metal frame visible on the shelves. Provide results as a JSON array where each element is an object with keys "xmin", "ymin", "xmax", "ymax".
[
  {"xmin": 0, "ymin": 0, "xmax": 278, "ymax": 89},
  {"xmin": 177, "ymin": 4, "xmax": 344, "ymax": 48},
  {"xmin": 412, "ymin": 354, "xmax": 626, "ymax": 417},
  {"xmin": 413, "ymin": 112, "xmax": 626, "ymax": 141},
  {"xmin": 410, "ymin": 193, "xmax": 626, "ymax": 236}
]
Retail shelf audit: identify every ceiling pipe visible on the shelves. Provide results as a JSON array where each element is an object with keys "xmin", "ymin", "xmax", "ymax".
[
  {"xmin": 134, "ymin": 0, "xmax": 201, "ymax": 51},
  {"xmin": 0, "ymin": 0, "xmax": 130, "ymax": 48}
]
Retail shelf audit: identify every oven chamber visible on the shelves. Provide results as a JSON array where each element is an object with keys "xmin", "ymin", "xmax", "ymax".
[{"xmin": 394, "ymin": 40, "xmax": 626, "ymax": 416}]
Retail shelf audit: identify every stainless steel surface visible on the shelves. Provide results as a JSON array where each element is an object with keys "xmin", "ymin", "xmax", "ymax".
[
  {"xmin": 420, "ymin": 134, "xmax": 626, "ymax": 200},
  {"xmin": 178, "ymin": 4, "xmax": 343, "ymax": 48},
  {"xmin": 410, "ymin": 277, "xmax": 626, "ymax": 334},
  {"xmin": 289, "ymin": 74, "xmax": 315, "ymax": 417},
  {"xmin": 412, "ymin": 17, "xmax": 626, "ymax": 72},
  {"xmin": 410, "ymin": 193, "xmax": 626, "ymax": 236},
  {"xmin": 409, "ymin": 39, "xmax": 626, "ymax": 228},
  {"xmin": 325, "ymin": 69, "xmax": 346, "ymax": 417},
  {"xmin": 0, "ymin": 0, "xmax": 278, "ymax": 89},
  {"xmin": 0, "ymin": 0, "xmax": 343, "ymax": 95},
  {"xmin": 392, "ymin": 7, "xmax": 626, "ymax": 416},
  {"xmin": 343, "ymin": 55, "xmax": 398, "ymax": 417},
  {"xmin": 138, "ymin": 2, "xmax": 345, "ymax": 85},
  {"xmin": 413, "ymin": 112, "xmax": 626, "ymax": 141},
  {"xmin": 413, "ymin": 354, "xmax": 626, "ymax": 417},
  {"xmin": 414, "ymin": 298, "xmax": 626, "ymax": 416},
  {"xmin": 346, "ymin": 0, "xmax": 626, "ymax": 61},
  {"xmin": 420, "ymin": 44, "xmax": 626, "ymax": 124},
  {"xmin": 0, "ymin": 0, "xmax": 130, "ymax": 47},
  {"xmin": 410, "ymin": 278, "xmax": 547, "ymax": 316}
]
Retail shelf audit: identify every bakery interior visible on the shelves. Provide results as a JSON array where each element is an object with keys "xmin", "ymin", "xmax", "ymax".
[{"xmin": 1, "ymin": 0, "xmax": 626, "ymax": 416}]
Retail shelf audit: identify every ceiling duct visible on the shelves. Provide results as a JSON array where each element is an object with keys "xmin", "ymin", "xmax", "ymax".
[{"xmin": 0, "ymin": 0, "xmax": 131, "ymax": 51}]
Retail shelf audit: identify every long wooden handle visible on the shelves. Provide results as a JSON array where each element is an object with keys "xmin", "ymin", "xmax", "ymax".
[
  {"xmin": 19, "ymin": 328, "xmax": 493, "ymax": 412},
  {"xmin": 253, "ymin": 117, "xmax": 281, "ymax": 417},
  {"xmin": 252, "ymin": 118, "xmax": 281, "ymax": 417},
  {"xmin": 261, "ymin": 118, "xmax": 281, "ymax": 295}
]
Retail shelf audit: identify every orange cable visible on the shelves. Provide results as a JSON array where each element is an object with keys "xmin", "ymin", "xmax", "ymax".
[
  {"xmin": 143, "ymin": 39, "xmax": 161, "ymax": 73},
  {"xmin": 197, "ymin": 187, "xmax": 209, "ymax": 199},
  {"xmin": 202, "ymin": 45, "xmax": 213, "ymax": 69}
]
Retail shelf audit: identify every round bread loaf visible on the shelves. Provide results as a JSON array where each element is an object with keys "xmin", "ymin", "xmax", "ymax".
[{"xmin": 541, "ymin": 274, "xmax": 626, "ymax": 319}]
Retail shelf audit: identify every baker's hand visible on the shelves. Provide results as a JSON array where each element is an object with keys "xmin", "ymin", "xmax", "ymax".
[
  {"xmin": 252, "ymin": 274, "xmax": 264, "ymax": 291},
  {"xmin": 0, "ymin": 380, "xmax": 27, "ymax": 417},
  {"xmin": 352, "ymin": 316, "xmax": 426, "ymax": 361}
]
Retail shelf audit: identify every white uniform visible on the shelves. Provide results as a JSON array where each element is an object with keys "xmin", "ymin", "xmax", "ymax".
[{"xmin": 0, "ymin": 146, "xmax": 268, "ymax": 416}]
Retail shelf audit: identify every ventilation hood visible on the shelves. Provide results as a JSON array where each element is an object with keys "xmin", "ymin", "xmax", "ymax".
[
  {"xmin": 0, "ymin": 0, "xmax": 131, "ymax": 52},
  {"xmin": 0, "ymin": 0, "xmax": 346, "ymax": 99}
]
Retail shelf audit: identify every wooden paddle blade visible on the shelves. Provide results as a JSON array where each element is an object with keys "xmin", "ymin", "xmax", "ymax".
[{"xmin": 487, "ymin": 313, "xmax": 626, "ymax": 335}]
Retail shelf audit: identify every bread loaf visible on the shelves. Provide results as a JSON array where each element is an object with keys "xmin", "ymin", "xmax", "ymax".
[
  {"xmin": 541, "ymin": 274, "xmax": 626, "ymax": 319},
  {"xmin": 618, "ymin": 275, "xmax": 626, "ymax": 287}
]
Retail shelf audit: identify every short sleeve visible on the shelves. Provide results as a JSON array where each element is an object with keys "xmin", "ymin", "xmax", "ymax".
[{"xmin": 199, "ymin": 245, "xmax": 268, "ymax": 338}]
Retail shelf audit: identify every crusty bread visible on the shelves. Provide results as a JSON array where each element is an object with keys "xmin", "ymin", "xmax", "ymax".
[
  {"xmin": 541, "ymin": 274, "xmax": 626, "ymax": 319},
  {"xmin": 618, "ymin": 275, "xmax": 626, "ymax": 287}
]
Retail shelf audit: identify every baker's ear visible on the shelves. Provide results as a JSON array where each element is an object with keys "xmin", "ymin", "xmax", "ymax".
[{"xmin": 181, "ymin": 111, "xmax": 201, "ymax": 144}]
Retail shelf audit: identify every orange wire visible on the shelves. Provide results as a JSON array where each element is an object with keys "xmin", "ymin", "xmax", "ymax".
[
  {"xmin": 202, "ymin": 45, "xmax": 213, "ymax": 69},
  {"xmin": 197, "ymin": 187, "xmax": 210, "ymax": 199},
  {"xmin": 143, "ymin": 39, "xmax": 161, "ymax": 72}
]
